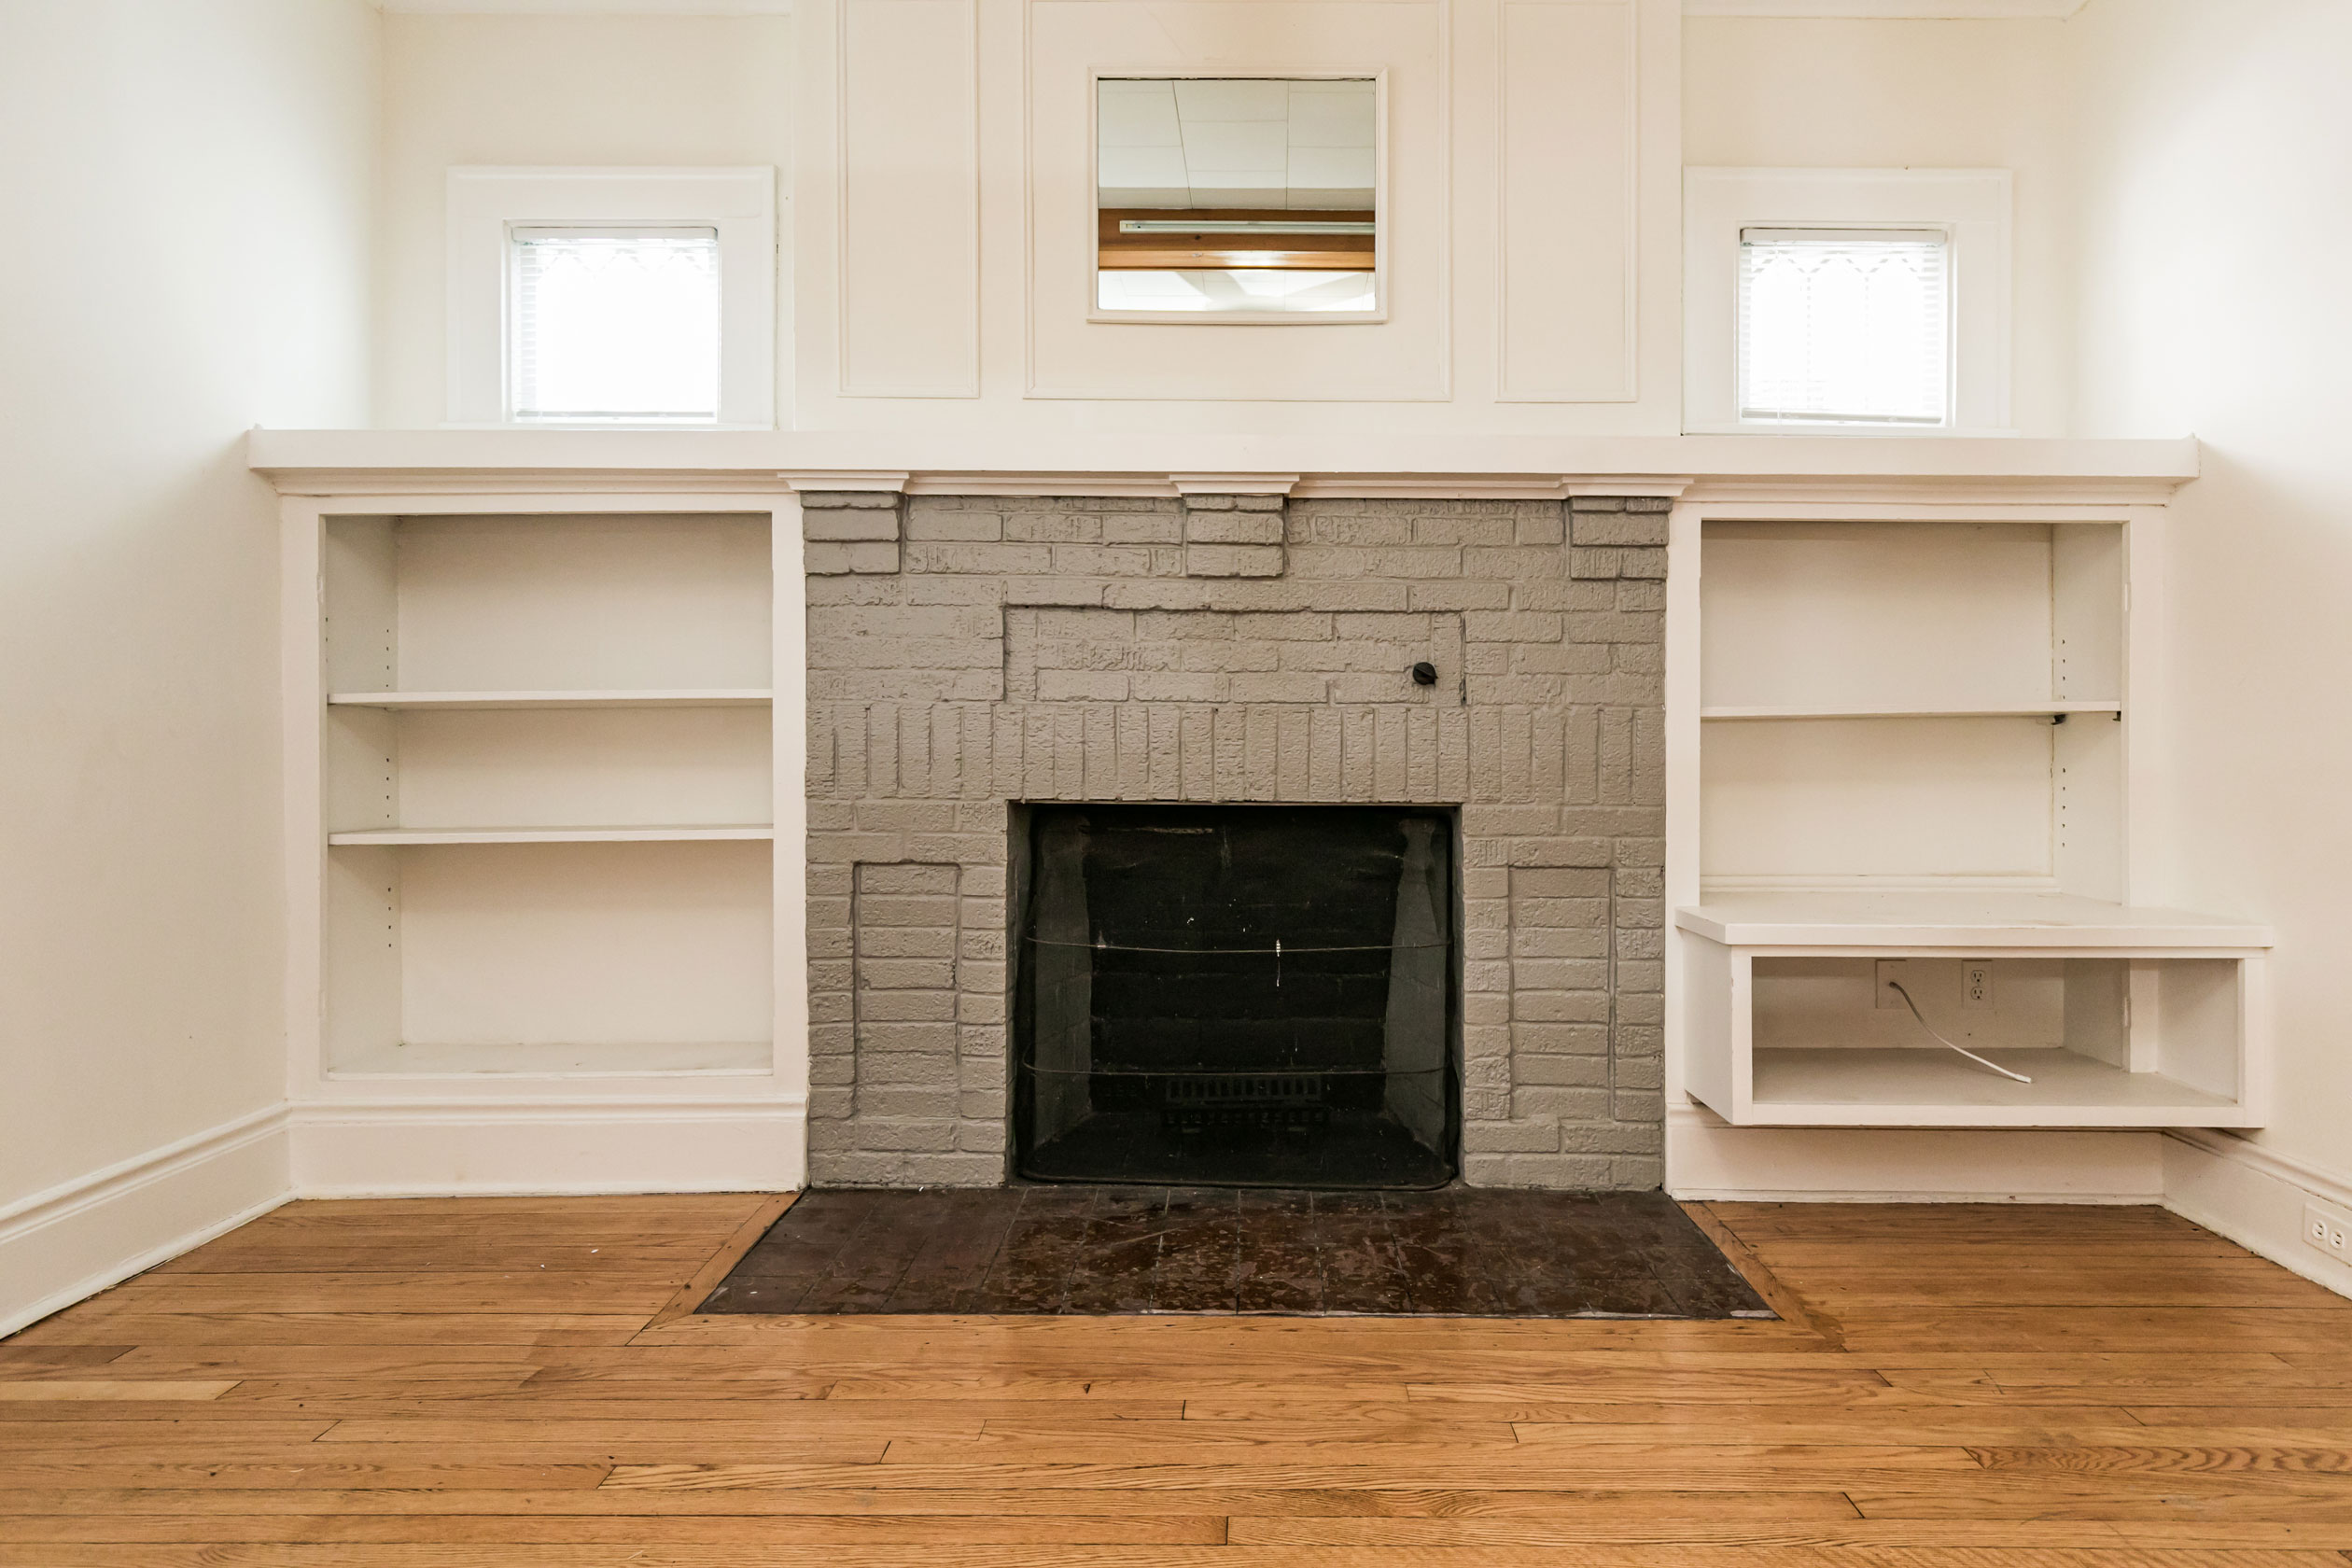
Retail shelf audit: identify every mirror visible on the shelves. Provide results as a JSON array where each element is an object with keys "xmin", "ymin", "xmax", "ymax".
[{"xmin": 1095, "ymin": 77, "xmax": 1378, "ymax": 317}]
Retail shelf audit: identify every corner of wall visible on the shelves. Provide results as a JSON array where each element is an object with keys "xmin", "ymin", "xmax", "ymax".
[
  {"xmin": 0, "ymin": 1106, "xmax": 294, "ymax": 1340},
  {"xmin": 2163, "ymin": 1130, "xmax": 2352, "ymax": 1301}
]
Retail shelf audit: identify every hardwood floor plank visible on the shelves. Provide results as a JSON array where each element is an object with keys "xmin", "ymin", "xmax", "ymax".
[
  {"xmin": 0, "ymin": 1513, "xmax": 1230, "ymax": 1545},
  {"xmin": 0, "ymin": 1380, "xmax": 236, "ymax": 1401}
]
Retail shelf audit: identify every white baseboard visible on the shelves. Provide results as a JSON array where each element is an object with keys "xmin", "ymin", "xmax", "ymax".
[
  {"xmin": 2163, "ymin": 1128, "xmax": 2352, "ymax": 1300},
  {"xmin": 0, "ymin": 1105, "xmax": 293, "ymax": 1339},
  {"xmin": 287, "ymin": 1097, "xmax": 807, "ymax": 1196},
  {"xmin": 1664, "ymin": 1106, "xmax": 2165, "ymax": 1202}
]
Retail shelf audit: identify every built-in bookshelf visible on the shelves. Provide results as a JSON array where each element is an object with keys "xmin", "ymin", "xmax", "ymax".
[
  {"xmin": 1679, "ymin": 514, "xmax": 2269, "ymax": 1128},
  {"xmin": 303, "ymin": 508, "xmax": 780, "ymax": 1084}
]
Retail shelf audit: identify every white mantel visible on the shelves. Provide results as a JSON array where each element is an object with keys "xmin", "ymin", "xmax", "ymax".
[{"xmin": 248, "ymin": 429, "xmax": 2199, "ymax": 503}]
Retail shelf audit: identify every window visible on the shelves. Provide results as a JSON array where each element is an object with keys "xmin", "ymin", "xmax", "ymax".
[
  {"xmin": 1737, "ymin": 229, "xmax": 1951, "ymax": 427},
  {"xmin": 446, "ymin": 168, "xmax": 777, "ymax": 428},
  {"xmin": 1094, "ymin": 77, "xmax": 1382, "ymax": 322},
  {"xmin": 1685, "ymin": 169, "xmax": 2010, "ymax": 435},
  {"xmin": 511, "ymin": 229, "xmax": 721, "ymax": 423}
]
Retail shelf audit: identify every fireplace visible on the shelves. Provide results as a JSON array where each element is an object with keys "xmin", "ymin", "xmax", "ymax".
[
  {"xmin": 805, "ymin": 489, "xmax": 1669, "ymax": 1192},
  {"xmin": 1014, "ymin": 804, "xmax": 1456, "ymax": 1188}
]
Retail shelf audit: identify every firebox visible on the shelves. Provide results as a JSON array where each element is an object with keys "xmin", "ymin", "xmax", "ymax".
[{"xmin": 1013, "ymin": 804, "xmax": 1457, "ymax": 1188}]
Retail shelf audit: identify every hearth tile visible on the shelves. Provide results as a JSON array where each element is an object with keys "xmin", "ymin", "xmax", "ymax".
[
  {"xmin": 1310, "ymin": 1191, "xmax": 1410, "ymax": 1314},
  {"xmin": 1063, "ymin": 1187, "xmax": 1172, "ymax": 1313},
  {"xmin": 977, "ymin": 1184, "xmax": 1100, "ymax": 1312},
  {"xmin": 887, "ymin": 1187, "xmax": 1023, "ymax": 1312},
  {"xmin": 1149, "ymin": 1187, "xmax": 1243, "ymax": 1312},
  {"xmin": 1233, "ymin": 1189, "xmax": 1323, "ymax": 1313}
]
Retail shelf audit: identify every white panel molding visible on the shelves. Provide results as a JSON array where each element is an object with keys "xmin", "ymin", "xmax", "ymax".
[
  {"xmin": 1169, "ymin": 473, "xmax": 1303, "ymax": 497},
  {"xmin": 0, "ymin": 1106, "xmax": 293, "ymax": 1338},
  {"xmin": 786, "ymin": 470, "xmax": 912, "ymax": 493},
  {"xmin": 1664, "ymin": 1105, "xmax": 2165, "ymax": 1202},
  {"xmin": 2164, "ymin": 1128, "xmax": 2352, "ymax": 1300},
  {"xmin": 1495, "ymin": 0, "xmax": 1641, "ymax": 402},
  {"xmin": 287, "ymin": 1098, "xmax": 807, "ymax": 1196},
  {"xmin": 837, "ymin": 0, "xmax": 983, "ymax": 397},
  {"xmin": 771, "ymin": 497, "xmax": 812, "ymax": 1192},
  {"xmin": 1686, "ymin": 2, "xmax": 2082, "ymax": 15},
  {"xmin": 380, "ymin": 2, "xmax": 791, "ymax": 12}
]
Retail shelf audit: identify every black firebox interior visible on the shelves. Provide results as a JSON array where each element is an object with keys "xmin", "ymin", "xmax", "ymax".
[{"xmin": 1013, "ymin": 804, "xmax": 1457, "ymax": 1189}]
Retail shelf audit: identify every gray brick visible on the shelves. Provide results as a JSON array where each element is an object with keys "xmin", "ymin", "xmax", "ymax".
[
  {"xmin": 1185, "ymin": 543, "xmax": 1286, "ymax": 578},
  {"xmin": 1185, "ymin": 511, "xmax": 1284, "ymax": 546},
  {"xmin": 1571, "ymin": 510, "xmax": 1669, "ymax": 548},
  {"xmin": 804, "ymin": 490, "xmax": 901, "ymax": 510},
  {"xmin": 896, "ymin": 1152, "xmax": 1009, "ymax": 1186},
  {"xmin": 1463, "ymin": 1117, "xmax": 1561, "ymax": 1154},
  {"xmin": 807, "ymin": 541, "xmax": 901, "ymax": 575},
  {"xmin": 805, "ymin": 507, "xmax": 902, "ymax": 543}
]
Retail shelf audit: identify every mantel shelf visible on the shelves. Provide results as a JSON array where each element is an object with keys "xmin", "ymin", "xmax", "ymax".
[
  {"xmin": 1700, "ymin": 702, "xmax": 2122, "ymax": 721},
  {"xmin": 329, "ymin": 689, "xmax": 773, "ymax": 710},
  {"xmin": 328, "ymin": 825, "xmax": 775, "ymax": 847}
]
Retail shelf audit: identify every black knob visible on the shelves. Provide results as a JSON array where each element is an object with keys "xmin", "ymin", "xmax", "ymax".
[{"xmin": 1410, "ymin": 662, "xmax": 1438, "ymax": 686}]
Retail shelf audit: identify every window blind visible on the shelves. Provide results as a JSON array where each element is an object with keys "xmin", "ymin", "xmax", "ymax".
[
  {"xmin": 1737, "ymin": 228, "xmax": 1950, "ymax": 427},
  {"xmin": 511, "ymin": 228, "xmax": 721, "ymax": 423}
]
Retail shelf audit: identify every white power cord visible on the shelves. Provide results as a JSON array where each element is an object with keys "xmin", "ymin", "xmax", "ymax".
[{"xmin": 1885, "ymin": 979, "xmax": 2033, "ymax": 1085}]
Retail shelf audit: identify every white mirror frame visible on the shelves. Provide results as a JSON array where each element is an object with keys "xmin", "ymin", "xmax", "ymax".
[
  {"xmin": 1086, "ymin": 71, "xmax": 1390, "ymax": 328},
  {"xmin": 446, "ymin": 166, "xmax": 778, "ymax": 428}
]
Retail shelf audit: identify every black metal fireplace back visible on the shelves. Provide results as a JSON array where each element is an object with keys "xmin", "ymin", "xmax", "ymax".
[{"xmin": 1013, "ymin": 804, "xmax": 1456, "ymax": 1188}]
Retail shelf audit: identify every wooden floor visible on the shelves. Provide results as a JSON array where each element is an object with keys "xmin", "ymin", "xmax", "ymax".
[{"xmin": 5, "ymin": 1195, "xmax": 2352, "ymax": 1564}]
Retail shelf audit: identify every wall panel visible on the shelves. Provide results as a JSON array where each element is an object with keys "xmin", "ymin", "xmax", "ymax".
[
  {"xmin": 1497, "ymin": 0, "xmax": 1637, "ymax": 401},
  {"xmin": 840, "ymin": 0, "xmax": 981, "ymax": 395}
]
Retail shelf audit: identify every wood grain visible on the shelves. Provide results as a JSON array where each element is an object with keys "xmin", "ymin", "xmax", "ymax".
[{"xmin": 2, "ymin": 1194, "xmax": 2349, "ymax": 1561}]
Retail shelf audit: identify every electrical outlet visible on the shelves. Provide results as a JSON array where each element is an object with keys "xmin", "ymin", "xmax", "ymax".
[
  {"xmin": 2306, "ymin": 1201, "xmax": 2352, "ymax": 1266},
  {"xmin": 1875, "ymin": 959, "xmax": 1909, "ymax": 1009},
  {"xmin": 1962, "ymin": 960, "xmax": 1995, "ymax": 1011}
]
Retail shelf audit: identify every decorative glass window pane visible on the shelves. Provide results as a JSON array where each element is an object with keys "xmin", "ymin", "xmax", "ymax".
[
  {"xmin": 1096, "ymin": 77, "xmax": 1379, "ymax": 317},
  {"xmin": 511, "ymin": 228, "xmax": 721, "ymax": 422},
  {"xmin": 1738, "ymin": 229, "xmax": 1950, "ymax": 426}
]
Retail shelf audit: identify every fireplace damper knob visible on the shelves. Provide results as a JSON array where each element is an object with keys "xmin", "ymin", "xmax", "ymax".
[{"xmin": 1410, "ymin": 662, "xmax": 1438, "ymax": 686}]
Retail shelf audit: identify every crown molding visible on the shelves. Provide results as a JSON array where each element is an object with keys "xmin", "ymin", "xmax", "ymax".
[{"xmin": 1686, "ymin": 1, "xmax": 2084, "ymax": 17}]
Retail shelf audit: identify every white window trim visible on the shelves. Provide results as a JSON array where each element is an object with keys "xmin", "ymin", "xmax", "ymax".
[
  {"xmin": 1684, "ymin": 167, "xmax": 2012, "ymax": 436},
  {"xmin": 1086, "ymin": 70, "xmax": 1391, "ymax": 328},
  {"xmin": 446, "ymin": 166, "xmax": 778, "ymax": 428}
]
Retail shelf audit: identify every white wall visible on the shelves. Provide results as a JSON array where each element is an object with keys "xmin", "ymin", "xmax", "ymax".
[
  {"xmin": 1683, "ymin": 15, "xmax": 2077, "ymax": 436},
  {"xmin": 0, "ymin": 0, "xmax": 378, "ymax": 1333},
  {"xmin": 2065, "ymin": 0, "xmax": 2352, "ymax": 1293},
  {"xmin": 375, "ymin": 12, "xmax": 792, "ymax": 427}
]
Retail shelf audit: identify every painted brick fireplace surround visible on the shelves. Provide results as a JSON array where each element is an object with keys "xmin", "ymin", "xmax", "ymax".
[{"xmin": 804, "ymin": 489, "xmax": 1668, "ymax": 1190}]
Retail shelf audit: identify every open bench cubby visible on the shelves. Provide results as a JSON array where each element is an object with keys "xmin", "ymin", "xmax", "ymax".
[
  {"xmin": 1679, "ymin": 514, "xmax": 2270, "ymax": 1128},
  {"xmin": 310, "ymin": 509, "xmax": 777, "ymax": 1080},
  {"xmin": 1678, "ymin": 894, "xmax": 2268, "ymax": 1127}
]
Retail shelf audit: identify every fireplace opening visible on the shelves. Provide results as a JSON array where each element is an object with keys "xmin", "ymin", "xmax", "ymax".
[{"xmin": 1013, "ymin": 804, "xmax": 1457, "ymax": 1189}]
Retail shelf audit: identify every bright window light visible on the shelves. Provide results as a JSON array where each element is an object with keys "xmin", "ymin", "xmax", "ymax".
[
  {"xmin": 1738, "ymin": 229, "xmax": 1950, "ymax": 427},
  {"xmin": 1096, "ymin": 269, "xmax": 1376, "ymax": 315},
  {"xmin": 511, "ymin": 228, "xmax": 721, "ymax": 423}
]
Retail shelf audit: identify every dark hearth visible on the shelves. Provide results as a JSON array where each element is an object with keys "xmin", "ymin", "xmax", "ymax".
[
  {"xmin": 699, "ymin": 1186, "xmax": 1773, "ymax": 1318},
  {"xmin": 1015, "ymin": 804, "xmax": 1455, "ymax": 1188}
]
